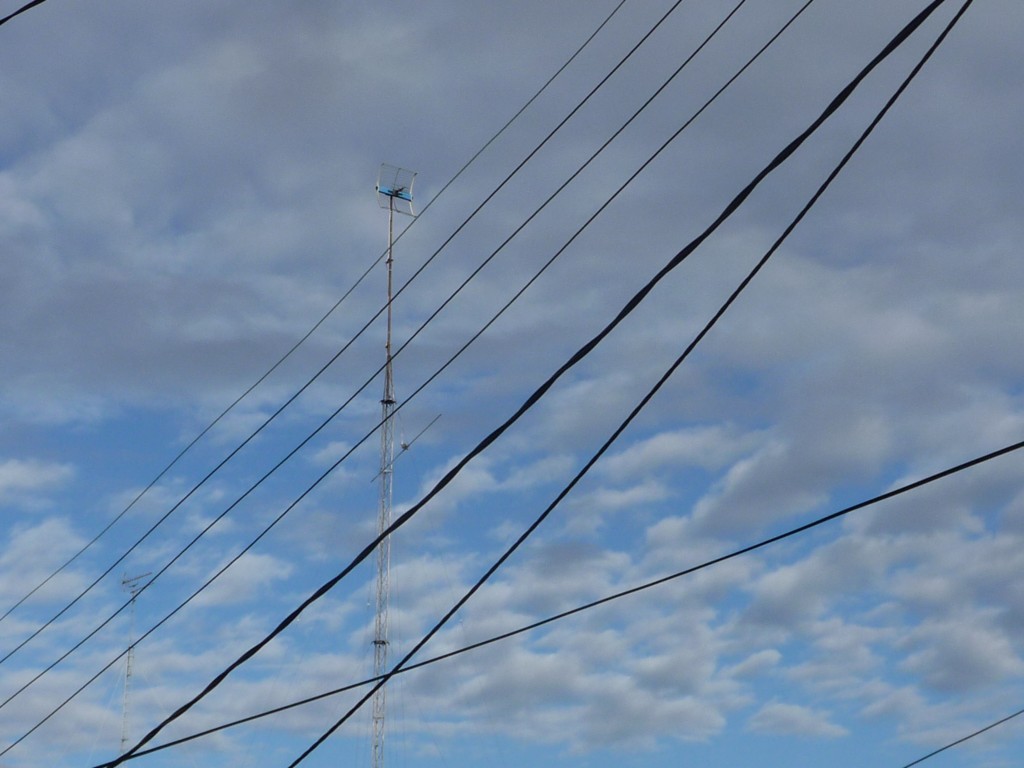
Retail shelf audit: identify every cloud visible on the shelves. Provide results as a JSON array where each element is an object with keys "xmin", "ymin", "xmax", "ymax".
[
  {"xmin": 688, "ymin": 440, "xmax": 831, "ymax": 537},
  {"xmin": 191, "ymin": 551, "xmax": 294, "ymax": 608},
  {"xmin": 2, "ymin": 2, "xmax": 1024, "ymax": 766},
  {"xmin": 747, "ymin": 701, "xmax": 848, "ymax": 738},
  {"xmin": 0, "ymin": 458, "xmax": 75, "ymax": 506},
  {"xmin": 599, "ymin": 423, "xmax": 764, "ymax": 479},
  {"xmin": 725, "ymin": 649, "xmax": 782, "ymax": 679},
  {"xmin": 0, "ymin": 517, "xmax": 88, "ymax": 608},
  {"xmin": 901, "ymin": 616, "xmax": 1024, "ymax": 694}
]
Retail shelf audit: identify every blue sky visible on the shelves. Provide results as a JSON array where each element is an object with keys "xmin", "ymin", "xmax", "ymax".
[{"xmin": 1, "ymin": 1, "xmax": 1023, "ymax": 767}]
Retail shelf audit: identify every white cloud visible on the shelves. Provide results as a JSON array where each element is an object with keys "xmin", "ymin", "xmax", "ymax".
[
  {"xmin": 2, "ymin": 1, "xmax": 1024, "ymax": 766},
  {"xmin": 191, "ymin": 552, "xmax": 294, "ymax": 608},
  {"xmin": 725, "ymin": 649, "xmax": 782, "ymax": 679},
  {"xmin": 747, "ymin": 701, "xmax": 848, "ymax": 738},
  {"xmin": 585, "ymin": 479, "xmax": 671, "ymax": 511},
  {"xmin": 600, "ymin": 424, "xmax": 765, "ymax": 479},
  {"xmin": 0, "ymin": 458, "xmax": 74, "ymax": 506},
  {"xmin": 688, "ymin": 440, "xmax": 830, "ymax": 537},
  {"xmin": 901, "ymin": 616, "xmax": 1024, "ymax": 694},
  {"xmin": 0, "ymin": 517, "xmax": 88, "ymax": 609}
]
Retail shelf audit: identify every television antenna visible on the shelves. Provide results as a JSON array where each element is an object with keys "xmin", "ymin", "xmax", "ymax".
[{"xmin": 371, "ymin": 163, "xmax": 416, "ymax": 768}]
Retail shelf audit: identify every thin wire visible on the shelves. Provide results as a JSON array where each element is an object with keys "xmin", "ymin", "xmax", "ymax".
[
  {"xmin": 101, "ymin": 435, "xmax": 1024, "ymax": 761},
  {"xmin": 0, "ymin": 248, "xmax": 377, "ymax": 629},
  {"xmin": 0, "ymin": 0, "xmax": 629, "ymax": 632},
  {"xmin": 899, "ymin": 705, "xmax": 1024, "ymax": 767},
  {"xmin": 0, "ymin": 0, "xmax": 711, "ymax": 713},
  {"xmin": 280, "ymin": 2, "xmax": 967, "ymax": 761},
  {"xmin": 410, "ymin": 0, "xmax": 629, "ymax": 226},
  {"xmin": 1, "ymin": 4, "xmax": 668, "ymax": 713},
  {"xmin": 2, "ymin": 0, "xmax": 926, "ymax": 749},
  {"xmin": 96, "ymin": 3, "xmax": 951, "ymax": 763},
  {"xmin": 0, "ymin": 0, "xmax": 719, "ymax": 748}
]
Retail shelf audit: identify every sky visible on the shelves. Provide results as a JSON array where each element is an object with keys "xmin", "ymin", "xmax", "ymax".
[{"xmin": 1, "ymin": 0, "xmax": 1023, "ymax": 767}]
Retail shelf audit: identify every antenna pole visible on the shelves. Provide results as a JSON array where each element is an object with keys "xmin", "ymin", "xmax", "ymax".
[
  {"xmin": 372, "ymin": 196, "xmax": 395, "ymax": 768},
  {"xmin": 120, "ymin": 572, "xmax": 150, "ymax": 755},
  {"xmin": 372, "ymin": 163, "xmax": 414, "ymax": 768}
]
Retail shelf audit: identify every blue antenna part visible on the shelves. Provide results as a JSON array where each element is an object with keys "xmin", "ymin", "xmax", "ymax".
[
  {"xmin": 377, "ymin": 185, "xmax": 413, "ymax": 202},
  {"xmin": 376, "ymin": 163, "xmax": 417, "ymax": 215}
]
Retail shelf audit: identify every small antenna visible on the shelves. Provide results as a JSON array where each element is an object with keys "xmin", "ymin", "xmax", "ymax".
[
  {"xmin": 370, "ymin": 413, "xmax": 442, "ymax": 482},
  {"xmin": 120, "ymin": 571, "xmax": 151, "ymax": 755},
  {"xmin": 376, "ymin": 164, "xmax": 417, "ymax": 216}
]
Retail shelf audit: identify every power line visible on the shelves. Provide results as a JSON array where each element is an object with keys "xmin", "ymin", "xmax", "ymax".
[
  {"xmin": 9, "ymin": 3, "xmax": 999, "ymax": 765},
  {"xmin": 5, "ymin": 0, "xmax": 749, "ymax": 751},
  {"xmin": 99, "ymin": 434, "xmax": 1024, "ymax": 763},
  {"xmin": 0, "ymin": 3, "xmax": 995, "ymax": 765},
  {"xmin": 1, "ymin": 0, "xmax": 924, "ymax": 748},
  {"xmin": 0, "ymin": 0, "xmax": 734, "ymax": 716},
  {"xmin": 899, "ymin": 705, "xmax": 1024, "ymax": 767},
  {"xmin": 2, "ymin": 12, "xmax": 702, "ymax": 723},
  {"xmin": 0, "ymin": 0, "xmax": 628, "ymax": 633},
  {"xmin": 0, "ymin": 0, "xmax": 45, "ymax": 27},
  {"xmin": 0, "ymin": 0, "xmax": 630, "ymax": 632},
  {"xmin": 0, "ymin": 0, "xmax": 630, "ymax": 654},
  {"xmin": 96, "ymin": 4, "xmax": 953, "ymax": 763},
  {"xmin": 277, "ymin": 3, "xmax": 972, "ymax": 762}
]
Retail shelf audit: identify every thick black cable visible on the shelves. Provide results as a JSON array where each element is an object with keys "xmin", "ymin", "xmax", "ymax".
[
  {"xmin": 4, "ymin": 0, "xmax": 934, "ymax": 753},
  {"xmin": 102, "ymin": 435, "xmax": 1024, "ymax": 762},
  {"xmin": 94, "ymin": 3, "xmax": 952, "ymax": 765},
  {"xmin": 0, "ymin": 0, "xmax": 629, "ymax": 638},
  {"xmin": 0, "ymin": 0, "xmax": 44, "ymax": 26},
  {"xmin": 280, "ymin": 3, "xmax": 970, "ymax": 762},
  {"xmin": 899, "ymin": 705, "xmax": 1024, "ymax": 767}
]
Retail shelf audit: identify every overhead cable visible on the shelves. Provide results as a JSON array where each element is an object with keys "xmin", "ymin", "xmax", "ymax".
[
  {"xmin": 277, "ymin": 3, "xmax": 973, "ymax": 763},
  {"xmin": 0, "ymin": 1, "xmax": 629, "ymax": 632},
  {"xmin": 0, "ymin": 0, "xmax": 630, "ymax": 652},
  {"xmin": 4, "ymin": 0, "xmax": 745, "ymax": 749},
  {"xmin": 101, "ymin": 434, "xmax": 1024, "ymax": 762},
  {"xmin": 0, "ymin": 0, "xmax": 727, "ymax": 714},
  {"xmin": 1, "ymin": 0, "xmax": 628, "ymax": 636},
  {"xmin": 0, "ymin": 0, "xmax": 45, "ymax": 27},
  {"xmin": 97, "ymin": 3, "xmax": 956, "ymax": 764},
  {"xmin": 3, "ymin": 0, "xmax": 795, "ymax": 749},
  {"xmin": 899, "ymin": 705, "xmax": 1024, "ymax": 767}
]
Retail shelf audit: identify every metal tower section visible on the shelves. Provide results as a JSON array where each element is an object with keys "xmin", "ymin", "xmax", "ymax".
[
  {"xmin": 120, "ymin": 572, "xmax": 150, "ymax": 755},
  {"xmin": 372, "ymin": 163, "xmax": 416, "ymax": 768}
]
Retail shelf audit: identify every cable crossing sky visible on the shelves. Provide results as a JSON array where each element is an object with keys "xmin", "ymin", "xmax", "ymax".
[{"xmin": 90, "ymin": 2, "xmax": 967, "ymax": 764}]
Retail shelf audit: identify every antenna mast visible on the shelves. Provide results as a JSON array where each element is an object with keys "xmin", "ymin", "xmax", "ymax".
[
  {"xmin": 120, "ymin": 571, "xmax": 150, "ymax": 755},
  {"xmin": 372, "ymin": 163, "xmax": 416, "ymax": 768}
]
